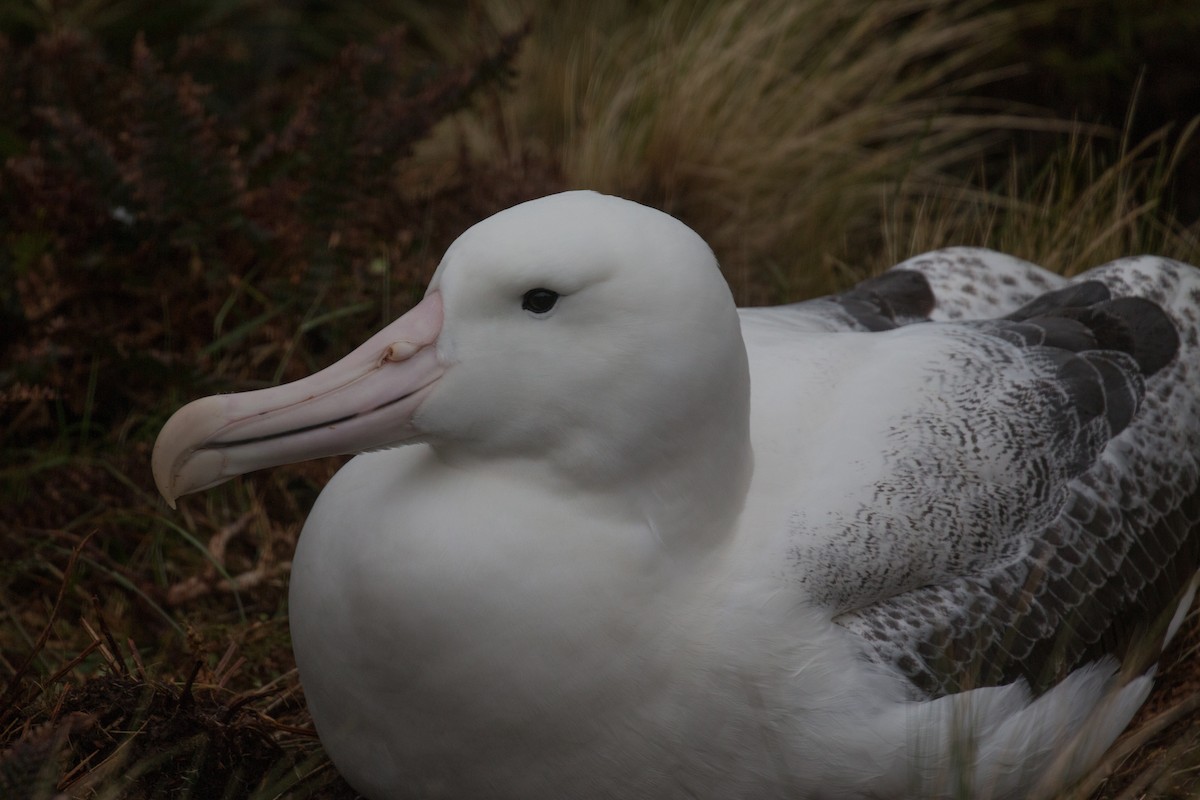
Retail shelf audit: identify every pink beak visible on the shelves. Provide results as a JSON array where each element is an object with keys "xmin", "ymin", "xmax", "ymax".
[{"xmin": 152, "ymin": 292, "xmax": 445, "ymax": 507}]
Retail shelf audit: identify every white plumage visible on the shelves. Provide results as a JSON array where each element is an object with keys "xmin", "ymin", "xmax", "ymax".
[{"xmin": 153, "ymin": 191, "xmax": 1200, "ymax": 799}]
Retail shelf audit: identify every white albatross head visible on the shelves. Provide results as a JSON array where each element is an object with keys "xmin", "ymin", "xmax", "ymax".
[{"xmin": 153, "ymin": 191, "xmax": 751, "ymax": 521}]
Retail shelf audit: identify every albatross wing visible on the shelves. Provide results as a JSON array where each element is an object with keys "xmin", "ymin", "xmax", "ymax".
[{"xmin": 786, "ymin": 257, "xmax": 1200, "ymax": 699}]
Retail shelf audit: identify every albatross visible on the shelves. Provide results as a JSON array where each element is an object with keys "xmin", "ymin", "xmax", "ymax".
[{"xmin": 153, "ymin": 191, "xmax": 1200, "ymax": 799}]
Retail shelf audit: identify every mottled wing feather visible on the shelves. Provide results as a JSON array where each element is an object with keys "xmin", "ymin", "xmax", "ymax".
[{"xmin": 836, "ymin": 257, "xmax": 1200, "ymax": 699}]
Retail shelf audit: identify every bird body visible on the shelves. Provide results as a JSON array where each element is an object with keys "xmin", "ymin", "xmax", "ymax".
[{"xmin": 154, "ymin": 192, "xmax": 1200, "ymax": 799}]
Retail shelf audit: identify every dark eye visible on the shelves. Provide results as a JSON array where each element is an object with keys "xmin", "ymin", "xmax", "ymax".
[{"xmin": 522, "ymin": 288, "xmax": 559, "ymax": 314}]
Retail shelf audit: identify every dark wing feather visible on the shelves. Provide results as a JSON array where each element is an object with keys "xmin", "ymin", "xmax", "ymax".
[
  {"xmin": 770, "ymin": 247, "xmax": 1064, "ymax": 332},
  {"xmin": 890, "ymin": 247, "xmax": 1068, "ymax": 321},
  {"xmin": 772, "ymin": 269, "xmax": 936, "ymax": 332}
]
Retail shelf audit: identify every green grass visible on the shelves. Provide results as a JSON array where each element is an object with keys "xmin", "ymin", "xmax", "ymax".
[{"xmin": 3, "ymin": 0, "xmax": 1200, "ymax": 797}]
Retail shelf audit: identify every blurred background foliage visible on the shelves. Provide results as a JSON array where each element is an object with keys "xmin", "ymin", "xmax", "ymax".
[{"xmin": 3, "ymin": 1, "xmax": 1200, "ymax": 797}]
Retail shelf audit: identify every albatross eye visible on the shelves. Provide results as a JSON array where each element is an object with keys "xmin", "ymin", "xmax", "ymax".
[{"xmin": 522, "ymin": 288, "xmax": 559, "ymax": 314}]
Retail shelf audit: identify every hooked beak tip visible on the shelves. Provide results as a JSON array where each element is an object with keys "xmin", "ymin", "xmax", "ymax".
[{"xmin": 152, "ymin": 394, "xmax": 232, "ymax": 507}]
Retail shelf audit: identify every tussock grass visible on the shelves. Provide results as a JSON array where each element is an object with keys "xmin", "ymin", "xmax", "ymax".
[
  {"xmin": 480, "ymin": 0, "xmax": 1070, "ymax": 302},
  {"xmin": 886, "ymin": 119, "xmax": 1200, "ymax": 274}
]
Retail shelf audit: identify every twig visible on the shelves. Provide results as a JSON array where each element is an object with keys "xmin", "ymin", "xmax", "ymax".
[
  {"xmin": 42, "ymin": 638, "xmax": 104, "ymax": 698},
  {"xmin": 221, "ymin": 685, "xmax": 285, "ymax": 725},
  {"xmin": 90, "ymin": 596, "xmax": 127, "ymax": 676},
  {"xmin": 208, "ymin": 511, "xmax": 254, "ymax": 566},
  {"xmin": 255, "ymin": 717, "xmax": 320, "ymax": 738},
  {"xmin": 176, "ymin": 660, "xmax": 202, "ymax": 712},
  {"xmin": 0, "ymin": 531, "xmax": 94, "ymax": 720},
  {"xmin": 79, "ymin": 619, "xmax": 120, "ymax": 674},
  {"xmin": 212, "ymin": 641, "xmax": 244, "ymax": 689},
  {"xmin": 126, "ymin": 637, "xmax": 148, "ymax": 682}
]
